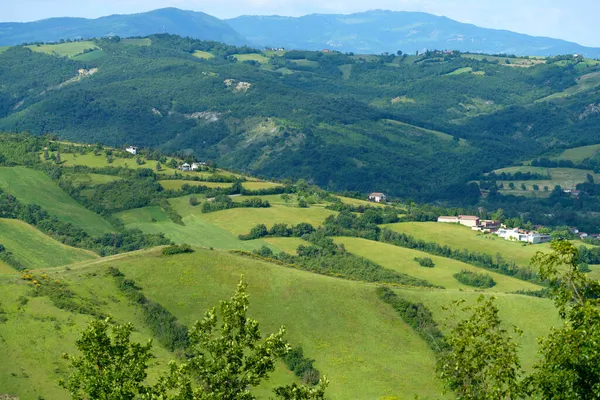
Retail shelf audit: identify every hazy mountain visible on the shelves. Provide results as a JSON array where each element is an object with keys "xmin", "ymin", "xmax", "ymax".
[
  {"xmin": 0, "ymin": 8, "xmax": 247, "ymax": 46},
  {"xmin": 227, "ymin": 10, "xmax": 600, "ymax": 57}
]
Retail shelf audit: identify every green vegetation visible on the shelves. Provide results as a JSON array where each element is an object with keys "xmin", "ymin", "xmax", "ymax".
[
  {"xmin": 0, "ymin": 219, "xmax": 97, "ymax": 271},
  {"xmin": 537, "ymin": 71, "xmax": 600, "ymax": 101},
  {"xmin": 122, "ymin": 38, "xmax": 152, "ymax": 46},
  {"xmin": 159, "ymin": 180, "xmax": 232, "ymax": 190},
  {"xmin": 26, "ymin": 41, "xmax": 99, "ymax": 58},
  {"xmin": 0, "ymin": 46, "xmax": 9, "ymax": 54},
  {"xmin": 384, "ymin": 222, "xmax": 550, "ymax": 267},
  {"xmin": 453, "ymin": 270, "xmax": 497, "ymax": 288},
  {"xmin": 233, "ymin": 53, "xmax": 270, "ymax": 64},
  {"xmin": 553, "ymin": 144, "xmax": 600, "ymax": 163},
  {"xmin": 0, "ymin": 167, "xmax": 115, "ymax": 235},
  {"xmin": 445, "ymin": 66, "xmax": 473, "ymax": 75},
  {"xmin": 492, "ymin": 166, "xmax": 600, "ymax": 195},
  {"xmin": 192, "ymin": 50, "xmax": 215, "ymax": 59}
]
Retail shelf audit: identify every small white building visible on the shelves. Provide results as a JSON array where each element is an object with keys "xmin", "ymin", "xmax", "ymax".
[
  {"xmin": 438, "ymin": 216, "xmax": 459, "ymax": 223},
  {"xmin": 180, "ymin": 163, "xmax": 191, "ymax": 171},
  {"xmin": 495, "ymin": 228, "xmax": 551, "ymax": 244},
  {"xmin": 369, "ymin": 192, "xmax": 387, "ymax": 203},
  {"xmin": 125, "ymin": 146, "xmax": 137, "ymax": 155}
]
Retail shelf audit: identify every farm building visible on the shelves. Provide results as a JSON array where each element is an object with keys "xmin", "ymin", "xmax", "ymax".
[
  {"xmin": 437, "ymin": 216, "xmax": 459, "ymax": 223},
  {"xmin": 495, "ymin": 228, "xmax": 552, "ymax": 244},
  {"xmin": 369, "ymin": 192, "xmax": 387, "ymax": 203},
  {"xmin": 125, "ymin": 146, "xmax": 137, "ymax": 155},
  {"xmin": 437, "ymin": 215, "xmax": 481, "ymax": 228},
  {"xmin": 180, "ymin": 163, "xmax": 191, "ymax": 171}
]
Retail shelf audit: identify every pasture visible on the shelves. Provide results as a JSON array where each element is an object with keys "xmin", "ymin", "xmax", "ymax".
[
  {"xmin": 159, "ymin": 180, "xmax": 233, "ymax": 190},
  {"xmin": 336, "ymin": 237, "xmax": 541, "ymax": 292},
  {"xmin": 462, "ymin": 54, "xmax": 545, "ymax": 67},
  {"xmin": 232, "ymin": 53, "xmax": 270, "ymax": 64},
  {"xmin": 67, "ymin": 172, "xmax": 122, "ymax": 187},
  {"xmin": 445, "ymin": 67, "xmax": 473, "ymax": 75},
  {"xmin": 492, "ymin": 166, "xmax": 600, "ymax": 192},
  {"xmin": 193, "ymin": 50, "xmax": 215, "ymax": 59},
  {"xmin": 121, "ymin": 38, "xmax": 152, "ymax": 46},
  {"xmin": 0, "ymin": 219, "xmax": 97, "ymax": 272},
  {"xmin": 552, "ymin": 144, "xmax": 600, "ymax": 163},
  {"xmin": 383, "ymin": 222, "xmax": 551, "ymax": 267},
  {"xmin": 26, "ymin": 41, "xmax": 99, "ymax": 58},
  {"xmin": 537, "ymin": 71, "xmax": 600, "ymax": 102},
  {"xmin": 72, "ymin": 49, "xmax": 104, "ymax": 61},
  {"xmin": 0, "ymin": 167, "xmax": 114, "ymax": 236},
  {"xmin": 0, "ymin": 46, "xmax": 9, "ymax": 54}
]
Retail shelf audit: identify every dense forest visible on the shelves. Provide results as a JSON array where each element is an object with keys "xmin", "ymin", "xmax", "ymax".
[{"xmin": 0, "ymin": 35, "xmax": 599, "ymax": 202}]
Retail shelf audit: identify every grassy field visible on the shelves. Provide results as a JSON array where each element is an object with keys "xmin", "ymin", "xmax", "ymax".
[
  {"xmin": 122, "ymin": 38, "xmax": 152, "ymax": 46},
  {"xmin": 243, "ymin": 181, "xmax": 282, "ymax": 190},
  {"xmin": 335, "ymin": 237, "xmax": 541, "ymax": 292},
  {"xmin": 159, "ymin": 180, "xmax": 233, "ymax": 190},
  {"xmin": 115, "ymin": 206, "xmax": 274, "ymax": 252},
  {"xmin": 193, "ymin": 50, "xmax": 215, "ymax": 59},
  {"xmin": 67, "ymin": 172, "xmax": 122, "ymax": 187},
  {"xmin": 0, "ymin": 167, "xmax": 114, "ymax": 236},
  {"xmin": 71, "ymin": 49, "xmax": 105, "ymax": 61},
  {"xmin": 445, "ymin": 67, "xmax": 473, "ymax": 76},
  {"xmin": 552, "ymin": 144, "xmax": 600, "ymax": 162},
  {"xmin": 383, "ymin": 222, "xmax": 552, "ymax": 267},
  {"xmin": 0, "ymin": 46, "xmax": 9, "ymax": 54},
  {"xmin": 233, "ymin": 53, "xmax": 270, "ymax": 64},
  {"xmin": 492, "ymin": 166, "xmax": 600, "ymax": 193},
  {"xmin": 109, "ymin": 249, "xmax": 451, "ymax": 399},
  {"xmin": 0, "ymin": 219, "xmax": 97, "ymax": 272},
  {"xmin": 336, "ymin": 195, "xmax": 387, "ymax": 208},
  {"xmin": 26, "ymin": 41, "xmax": 99, "ymax": 58},
  {"xmin": 462, "ymin": 54, "xmax": 545, "ymax": 67},
  {"xmin": 263, "ymin": 237, "xmax": 309, "ymax": 254},
  {"xmin": 538, "ymin": 71, "xmax": 600, "ymax": 102},
  {"xmin": 195, "ymin": 206, "xmax": 336, "ymax": 236},
  {"xmin": 398, "ymin": 288, "xmax": 559, "ymax": 372},
  {"xmin": 59, "ymin": 152, "xmax": 161, "ymax": 170}
]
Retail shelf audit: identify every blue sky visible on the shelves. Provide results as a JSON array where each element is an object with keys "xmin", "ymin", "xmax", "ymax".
[{"xmin": 4, "ymin": 0, "xmax": 600, "ymax": 47}]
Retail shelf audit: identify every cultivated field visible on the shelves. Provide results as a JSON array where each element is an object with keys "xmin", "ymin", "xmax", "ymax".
[
  {"xmin": 0, "ymin": 167, "xmax": 114, "ymax": 236},
  {"xmin": 232, "ymin": 53, "xmax": 270, "ymax": 64},
  {"xmin": 26, "ymin": 41, "xmax": 99, "ymax": 58},
  {"xmin": 0, "ymin": 219, "xmax": 97, "ymax": 272},
  {"xmin": 552, "ymin": 144, "xmax": 600, "ymax": 163},
  {"xmin": 383, "ymin": 222, "xmax": 552, "ymax": 267},
  {"xmin": 492, "ymin": 166, "xmax": 600, "ymax": 192},
  {"xmin": 336, "ymin": 237, "xmax": 541, "ymax": 292}
]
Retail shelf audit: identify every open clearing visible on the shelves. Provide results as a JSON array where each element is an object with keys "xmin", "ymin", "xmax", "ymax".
[
  {"xmin": 0, "ymin": 219, "xmax": 97, "ymax": 272},
  {"xmin": 0, "ymin": 167, "xmax": 114, "ymax": 236},
  {"xmin": 552, "ymin": 144, "xmax": 600, "ymax": 163},
  {"xmin": 336, "ymin": 237, "xmax": 541, "ymax": 292},
  {"xmin": 67, "ymin": 172, "xmax": 122, "ymax": 187},
  {"xmin": 159, "ymin": 180, "xmax": 233, "ymax": 190},
  {"xmin": 445, "ymin": 67, "xmax": 473, "ymax": 76},
  {"xmin": 462, "ymin": 54, "xmax": 545, "ymax": 67},
  {"xmin": 492, "ymin": 166, "xmax": 600, "ymax": 192},
  {"xmin": 537, "ymin": 71, "xmax": 600, "ymax": 102},
  {"xmin": 26, "ymin": 41, "xmax": 99, "ymax": 58},
  {"xmin": 193, "ymin": 50, "xmax": 215, "ymax": 59},
  {"xmin": 383, "ymin": 222, "xmax": 551, "ymax": 267},
  {"xmin": 122, "ymin": 38, "xmax": 151, "ymax": 46},
  {"xmin": 233, "ymin": 53, "xmax": 270, "ymax": 64},
  {"xmin": 0, "ymin": 46, "xmax": 9, "ymax": 54}
]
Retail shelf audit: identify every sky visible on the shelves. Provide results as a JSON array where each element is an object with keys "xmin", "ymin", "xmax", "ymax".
[{"xmin": 4, "ymin": 0, "xmax": 600, "ymax": 47}]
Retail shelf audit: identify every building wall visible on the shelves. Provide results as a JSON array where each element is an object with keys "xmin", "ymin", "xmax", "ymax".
[{"xmin": 459, "ymin": 220, "xmax": 479, "ymax": 228}]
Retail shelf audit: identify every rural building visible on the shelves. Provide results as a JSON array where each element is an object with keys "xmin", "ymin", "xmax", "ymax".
[
  {"xmin": 437, "ymin": 216, "xmax": 459, "ymax": 223},
  {"xmin": 369, "ymin": 193, "xmax": 387, "ymax": 203},
  {"xmin": 495, "ymin": 228, "xmax": 551, "ymax": 244},
  {"xmin": 125, "ymin": 146, "xmax": 137, "ymax": 155},
  {"xmin": 180, "ymin": 163, "xmax": 191, "ymax": 171},
  {"xmin": 457, "ymin": 215, "xmax": 480, "ymax": 228}
]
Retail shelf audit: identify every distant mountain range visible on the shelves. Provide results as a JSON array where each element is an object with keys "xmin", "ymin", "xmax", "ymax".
[
  {"xmin": 227, "ymin": 10, "xmax": 600, "ymax": 57},
  {"xmin": 0, "ymin": 8, "xmax": 246, "ymax": 46},
  {"xmin": 1, "ymin": 8, "xmax": 599, "ymax": 57}
]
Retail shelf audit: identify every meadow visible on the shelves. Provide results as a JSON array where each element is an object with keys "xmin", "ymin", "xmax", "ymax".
[
  {"xmin": 0, "ymin": 219, "xmax": 97, "ymax": 272},
  {"xmin": 492, "ymin": 166, "xmax": 600, "ymax": 192},
  {"xmin": 537, "ymin": 71, "xmax": 600, "ymax": 102},
  {"xmin": 232, "ymin": 53, "xmax": 270, "ymax": 64},
  {"xmin": 158, "ymin": 180, "xmax": 233, "ymax": 190},
  {"xmin": 334, "ymin": 237, "xmax": 541, "ymax": 292},
  {"xmin": 552, "ymin": 144, "xmax": 600, "ymax": 163},
  {"xmin": 462, "ymin": 54, "xmax": 545, "ymax": 67},
  {"xmin": 193, "ymin": 50, "xmax": 215, "ymax": 59},
  {"xmin": 0, "ymin": 167, "xmax": 114, "ymax": 236},
  {"xmin": 0, "ymin": 46, "xmax": 9, "ymax": 54},
  {"xmin": 121, "ymin": 38, "xmax": 152, "ymax": 46},
  {"xmin": 26, "ymin": 41, "xmax": 99, "ymax": 58},
  {"xmin": 67, "ymin": 172, "xmax": 122, "ymax": 187},
  {"xmin": 383, "ymin": 222, "xmax": 551, "ymax": 267}
]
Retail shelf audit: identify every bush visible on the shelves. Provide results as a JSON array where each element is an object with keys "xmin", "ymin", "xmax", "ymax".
[
  {"xmin": 282, "ymin": 346, "xmax": 321, "ymax": 386},
  {"xmin": 454, "ymin": 270, "xmax": 496, "ymax": 288},
  {"xmin": 188, "ymin": 196, "xmax": 200, "ymax": 206},
  {"xmin": 414, "ymin": 257, "xmax": 435, "ymax": 268},
  {"xmin": 162, "ymin": 244, "xmax": 194, "ymax": 256}
]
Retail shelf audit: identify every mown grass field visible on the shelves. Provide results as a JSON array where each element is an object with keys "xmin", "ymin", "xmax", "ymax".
[
  {"xmin": 122, "ymin": 38, "xmax": 152, "ymax": 46},
  {"xmin": 193, "ymin": 50, "xmax": 215, "ymax": 59},
  {"xmin": 67, "ymin": 172, "xmax": 122, "ymax": 186},
  {"xmin": 0, "ymin": 167, "xmax": 114, "ymax": 236},
  {"xmin": 26, "ymin": 41, "xmax": 99, "ymax": 58},
  {"xmin": 233, "ymin": 53, "xmax": 270, "ymax": 64},
  {"xmin": 0, "ymin": 219, "xmax": 97, "ymax": 272},
  {"xmin": 383, "ymin": 222, "xmax": 551, "ymax": 267},
  {"xmin": 263, "ymin": 237, "xmax": 309, "ymax": 254},
  {"xmin": 335, "ymin": 237, "xmax": 541, "ymax": 292},
  {"xmin": 492, "ymin": 166, "xmax": 600, "ymax": 193},
  {"xmin": 552, "ymin": 144, "xmax": 600, "ymax": 162},
  {"xmin": 159, "ymin": 180, "xmax": 233, "ymax": 190}
]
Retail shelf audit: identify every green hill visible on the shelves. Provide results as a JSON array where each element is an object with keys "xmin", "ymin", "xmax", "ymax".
[
  {"xmin": 0, "ymin": 167, "xmax": 114, "ymax": 236},
  {"xmin": 1, "ymin": 35, "xmax": 600, "ymax": 201}
]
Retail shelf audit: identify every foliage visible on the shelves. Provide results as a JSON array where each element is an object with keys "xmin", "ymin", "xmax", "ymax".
[
  {"xmin": 201, "ymin": 195, "xmax": 270, "ymax": 214},
  {"xmin": 377, "ymin": 287, "xmax": 447, "ymax": 353},
  {"xmin": 0, "ymin": 244, "xmax": 25, "ymax": 271},
  {"xmin": 283, "ymin": 346, "xmax": 321, "ymax": 385},
  {"xmin": 525, "ymin": 241, "xmax": 600, "ymax": 399},
  {"xmin": 453, "ymin": 270, "xmax": 496, "ymax": 288},
  {"xmin": 59, "ymin": 318, "xmax": 155, "ymax": 400},
  {"xmin": 437, "ymin": 296, "xmax": 523, "ymax": 400},
  {"xmin": 414, "ymin": 257, "xmax": 435, "ymax": 268},
  {"xmin": 162, "ymin": 244, "xmax": 194, "ymax": 256}
]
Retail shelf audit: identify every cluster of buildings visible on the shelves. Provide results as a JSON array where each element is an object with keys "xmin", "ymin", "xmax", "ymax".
[
  {"xmin": 437, "ymin": 215, "xmax": 552, "ymax": 244},
  {"xmin": 179, "ymin": 162, "xmax": 206, "ymax": 172}
]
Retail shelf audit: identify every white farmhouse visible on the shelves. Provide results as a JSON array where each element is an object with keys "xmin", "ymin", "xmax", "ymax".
[{"xmin": 125, "ymin": 146, "xmax": 137, "ymax": 155}]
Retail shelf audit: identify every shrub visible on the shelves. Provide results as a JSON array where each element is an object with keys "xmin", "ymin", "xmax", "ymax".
[
  {"xmin": 162, "ymin": 244, "xmax": 194, "ymax": 256},
  {"xmin": 189, "ymin": 196, "xmax": 200, "ymax": 206},
  {"xmin": 414, "ymin": 257, "xmax": 435, "ymax": 268},
  {"xmin": 282, "ymin": 346, "xmax": 321, "ymax": 385},
  {"xmin": 454, "ymin": 270, "xmax": 496, "ymax": 288}
]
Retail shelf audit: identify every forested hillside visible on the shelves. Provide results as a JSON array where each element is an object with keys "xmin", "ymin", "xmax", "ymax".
[{"xmin": 1, "ymin": 34, "xmax": 599, "ymax": 201}]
